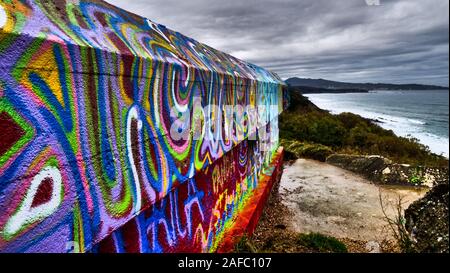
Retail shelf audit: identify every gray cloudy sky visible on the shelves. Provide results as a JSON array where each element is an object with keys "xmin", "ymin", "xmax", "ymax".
[{"xmin": 107, "ymin": 0, "xmax": 449, "ymax": 86}]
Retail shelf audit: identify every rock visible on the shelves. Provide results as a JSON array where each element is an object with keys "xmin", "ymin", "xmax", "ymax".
[
  {"xmin": 326, "ymin": 154, "xmax": 448, "ymax": 187},
  {"xmin": 365, "ymin": 241, "xmax": 381, "ymax": 253},
  {"xmin": 326, "ymin": 154, "xmax": 391, "ymax": 181},
  {"xmin": 327, "ymin": 154, "xmax": 392, "ymax": 175},
  {"xmin": 405, "ymin": 183, "xmax": 449, "ymax": 253}
]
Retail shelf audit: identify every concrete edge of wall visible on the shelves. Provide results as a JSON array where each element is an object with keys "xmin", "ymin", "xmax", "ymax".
[{"xmin": 216, "ymin": 146, "xmax": 284, "ymax": 253}]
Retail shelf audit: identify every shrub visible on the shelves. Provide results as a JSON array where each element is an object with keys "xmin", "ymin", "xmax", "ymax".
[
  {"xmin": 281, "ymin": 139, "xmax": 333, "ymax": 162},
  {"xmin": 379, "ymin": 192, "xmax": 416, "ymax": 253},
  {"xmin": 297, "ymin": 233, "xmax": 348, "ymax": 253},
  {"xmin": 233, "ymin": 235, "xmax": 257, "ymax": 253},
  {"xmin": 337, "ymin": 112, "xmax": 367, "ymax": 129}
]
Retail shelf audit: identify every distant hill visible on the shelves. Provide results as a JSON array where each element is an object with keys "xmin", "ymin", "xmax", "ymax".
[
  {"xmin": 286, "ymin": 77, "xmax": 449, "ymax": 91},
  {"xmin": 288, "ymin": 85, "xmax": 368, "ymax": 94}
]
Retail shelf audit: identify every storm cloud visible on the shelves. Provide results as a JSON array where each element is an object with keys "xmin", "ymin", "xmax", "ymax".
[{"xmin": 106, "ymin": 0, "xmax": 449, "ymax": 86}]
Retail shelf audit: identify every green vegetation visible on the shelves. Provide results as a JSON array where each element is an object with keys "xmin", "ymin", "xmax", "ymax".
[
  {"xmin": 281, "ymin": 139, "xmax": 333, "ymax": 162},
  {"xmin": 296, "ymin": 233, "xmax": 348, "ymax": 253},
  {"xmin": 233, "ymin": 232, "xmax": 348, "ymax": 253},
  {"xmin": 280, "ymin": 89, "xmax": 448, "ymax": 167},
  {"xmin": 233, "ymin": 235, "xmax": 257, "ymax": 253},
  {"xmin": 379, "ymin": 193, "xmax": 417, "ymax": 253},
  {"xmin": 408, "ymin": 167, "xmax": 424, "ymax": 186}
]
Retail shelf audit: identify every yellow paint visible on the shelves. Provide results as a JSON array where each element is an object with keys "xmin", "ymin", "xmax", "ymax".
[
  {"xmin": 0, "ymin": 2, "xmax": 30, "ymax": 33},
  {"xmin": 22, "ymin": 47, "xmax": 65, "ymax": 106}
]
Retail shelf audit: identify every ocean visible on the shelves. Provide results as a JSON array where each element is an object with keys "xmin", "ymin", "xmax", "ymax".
[{"xmin": 305, "ymin": 90, "xmax": 449, "ymax": 158}]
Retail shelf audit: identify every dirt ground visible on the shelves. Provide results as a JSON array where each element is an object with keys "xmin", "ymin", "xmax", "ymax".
[{"xmin": 251, "ymin": 159, "xmax": 428, "ymax": 253}]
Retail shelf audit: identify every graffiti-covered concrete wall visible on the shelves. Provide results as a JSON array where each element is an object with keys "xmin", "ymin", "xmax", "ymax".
[{"xmin": 0, "ymin": 0, "xmax": 287, "ymax": 253}]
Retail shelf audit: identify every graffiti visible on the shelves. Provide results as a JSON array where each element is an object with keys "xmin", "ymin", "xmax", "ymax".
[
  {"xmin": 3, "ymin": 165, "xmax": 63, "ymax": 240},
  {"xmin": 92, "ymin": 140, "xmax": 265, "ymax": 253},
  {"xmin": 0, "ymin": 0, "xmax": 286, "ymax": 253}
]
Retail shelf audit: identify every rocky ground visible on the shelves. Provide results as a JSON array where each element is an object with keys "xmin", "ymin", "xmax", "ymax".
[
  {"xmin": 326, "ymin": 154, "xmax": 448, "ymax": 187},
  {"xmin": 405, "ymin": 182, "xmax": 449, "ymax": 253},
  {"xmin": 249, "ymin": 159, "xmax": 430, "ymax": 253}
]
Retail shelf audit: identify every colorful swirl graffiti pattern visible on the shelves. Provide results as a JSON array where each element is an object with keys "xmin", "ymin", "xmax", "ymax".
[{"xmin": 0, "ymin": 0, "xmax": 287, "ymax": 252}]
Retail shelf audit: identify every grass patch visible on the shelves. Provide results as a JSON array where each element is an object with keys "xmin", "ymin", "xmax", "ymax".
[
  {"xmin": 234, "ymin": 235, "xmax": 258, "ymax": 253},
  {"xmin": 281, "ymin": 139, "xmax": 333, "ymax": 162},
  {"xmin": 234, "ymin": 231, "xmax": 349, "ymax": 253},
  {"xmin": 297, "ymin": 233, "xmax": 348, "ymax": 253}
]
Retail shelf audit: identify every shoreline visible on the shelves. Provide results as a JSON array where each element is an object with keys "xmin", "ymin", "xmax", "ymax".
[{"xmin": 304, "ymin": 92, "xmax": 449, "ymax": 158}]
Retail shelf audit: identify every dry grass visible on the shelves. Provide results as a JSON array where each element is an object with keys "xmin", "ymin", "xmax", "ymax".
[{"xmin": 378, "ymin": 190, "xmax": 416, "ymax": 253}]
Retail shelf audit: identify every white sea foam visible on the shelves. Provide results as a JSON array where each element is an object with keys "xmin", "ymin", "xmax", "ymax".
[{"xmin": 407, "ymin": 119, "xmax": 427, "ymax": 125}]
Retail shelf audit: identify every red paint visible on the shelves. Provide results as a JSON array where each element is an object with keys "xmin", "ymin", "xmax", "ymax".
[
  {"xmin": 96, "ymin": 234, "xmax": 117, "ymax": 253},
  {"xmin": 0, "ymin": 112, "xmax": 25, "ymax": 157},
  {"xmin": 121, "ymin": 219, "xmax": 141, "ymax": 253},
  {"xmin": 217, "ymin": 147, "xmax": 284, "ymax": 253},
  {"xmin": 31, "ymin": 177, "xmax": 54, "ymax": 208}
]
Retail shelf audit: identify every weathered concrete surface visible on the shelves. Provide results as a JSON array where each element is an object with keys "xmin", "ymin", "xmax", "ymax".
[
  {"xmin": 0, "ymin": 0, "xmax": 287, "ymax": 253},
  {"xmin": 279, "ymin": 159, "xmax": 427, "ymax": 243}
]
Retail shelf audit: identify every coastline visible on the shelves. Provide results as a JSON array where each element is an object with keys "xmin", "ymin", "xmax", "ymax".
[{"xmin": 304, "ymin": 91, "xmax": 449, "ymax": 158}]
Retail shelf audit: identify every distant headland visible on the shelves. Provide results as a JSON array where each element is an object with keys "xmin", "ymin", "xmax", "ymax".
[{"xmin": 286, "ymin": 77, "xmax": 449, "ymax": 93}]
